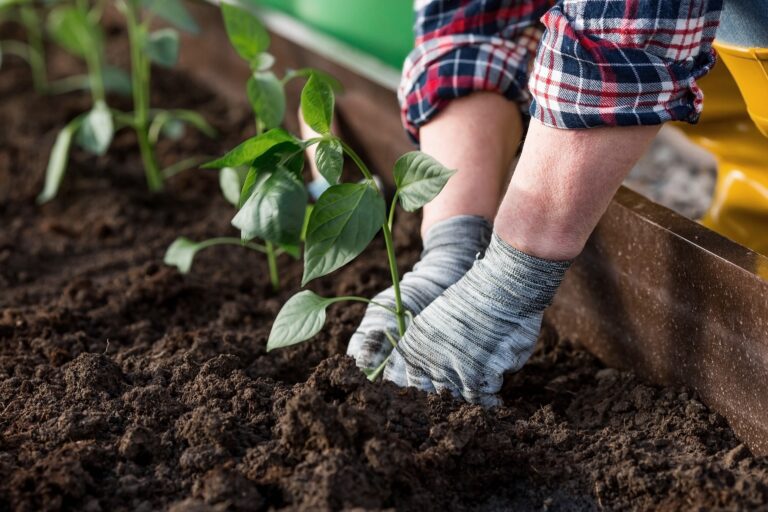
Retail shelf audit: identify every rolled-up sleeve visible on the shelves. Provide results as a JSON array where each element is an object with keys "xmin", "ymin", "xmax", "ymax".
[
  {"xmin": 529, "ymin": 0, "xmax": 723, "ymax": 129},
  {"xmin": 399, "ymin": 0, "xmax": 550, "ymax": 141}
]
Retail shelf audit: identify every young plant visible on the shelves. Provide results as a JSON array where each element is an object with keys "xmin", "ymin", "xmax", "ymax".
[
  {"xmin": 38, "ymin": 0, "xmax": 216, "ymax": 203},
  {"xmin": 164, "ymin": 165, "xmax": 301, "ymax": 289},
  {"xmin": 164, "ymin": 3, "xmax": 336, "ymax": 291},
  {"xmin": 253, "ymin": 76, "xmax": 455, "ymax": 379},
  {"xmin": 0, "ymin": 0, "xmax": 48, "ymax": 93}
]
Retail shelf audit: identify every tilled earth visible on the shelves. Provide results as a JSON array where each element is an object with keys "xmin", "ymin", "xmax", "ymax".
[{"xmin": 2, "ymin": 33, "xmax": 768, "ymax": 512}]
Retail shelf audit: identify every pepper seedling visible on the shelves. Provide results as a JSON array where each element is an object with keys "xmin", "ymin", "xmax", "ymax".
[
  {"xmin": 37, "ymin": 0, "xmax": 216, "ymax": 203},
  {"xmin": 164, "ymin": 3, "xmax": 335, "ymax": 291},
  {"xmin": 256, "ymin": 75, "xmax": 455, "ymax": 380},
  {"xmin": 0, "ymin": 0, "xmax": 48, "ymax": 93}
]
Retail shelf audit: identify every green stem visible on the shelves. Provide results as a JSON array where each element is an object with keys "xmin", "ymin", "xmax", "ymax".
[
  {"xmin": 388, "ymin": 190, "xmax": 399, "ymax": 230},
  {"xmin": 197, "ymin": 237, "xmax": 267, "ymax": 253},
  {"xmin": 339, "ymin": 139, "xmax": 406, "ymax": 337},
  {"xmin": 331, "ymin": 296, "xmax": 400, "ymax": 316},
  {"xmin": 18, "ymin": 5, "xmax": 46, "ymax": 94},
  {"xmin": 123, "ymin": 1, "xmax": 162, "ymax": 191},
  {"xmin": 265, "ymin": 241, "xmax": 280, "ymax": 291},
  {"xmin": 339, "ymin": 139, "xmax": 375, "ymax": 182},
  {"xmin": 161, "ymin": 156, "xmax": 213, "ymax": 179}
]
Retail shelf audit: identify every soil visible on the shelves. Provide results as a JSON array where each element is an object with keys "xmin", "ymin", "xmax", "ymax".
[{"xmin": 2, "ymin": 25, "xmax": 768, "ymax": 512}]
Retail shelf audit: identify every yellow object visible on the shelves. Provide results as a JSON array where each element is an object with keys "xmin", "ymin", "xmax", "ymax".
[
  {"xmin": 717, "ymin": 42, "xmax": 768, "ymax": 138},
  {"xmin": 679, "ymin": 41, "xmax": 768, "ymax": 256}
]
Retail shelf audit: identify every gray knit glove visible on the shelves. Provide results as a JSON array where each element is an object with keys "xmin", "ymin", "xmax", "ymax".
[
  {"xmin": 347, "ymin": 215, "xmax": 492, "ymax": 370},
  {"xmin": 383, "ymin": 232, "xmax": 571, "ymax": 407}
]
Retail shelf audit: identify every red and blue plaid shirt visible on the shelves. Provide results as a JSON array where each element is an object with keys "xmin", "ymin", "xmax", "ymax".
[{"xmin": 399, "ymin": 0, "xmax": 723, "ymax": 140}]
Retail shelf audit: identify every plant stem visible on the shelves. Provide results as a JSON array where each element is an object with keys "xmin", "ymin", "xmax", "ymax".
[
  {"xmin": 264, "ymin": 241, "xmax": 280, "ymax": 291},
  {"xmin": 339, "ymin": 139, "xmax": 406, "ymax": 337},
  {"xmin": 123, "ymin": 1, "xmax": 162, "ymax": 191},
  {"xmin": 197, "ymin": 237, "xmax": 267, "ymax": 253},
  {"xmin": 161, "ymin": 156, "xmax": 213, "ymax": 179},
  {"xmin": 18, "ymin": 5, "xmax": 47, "ymax": 94},
  {"xmin": 339, "ymin": 139, "xmax": 374, "ymax": 181}
]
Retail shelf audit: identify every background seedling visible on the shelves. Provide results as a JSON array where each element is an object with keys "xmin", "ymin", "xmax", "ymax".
[
  {"xmin": 0, "ymin": 0, "xmax": 48, "ymax": 93},
  {"xmin": 165, "ymin": 3, "xmax": 336, "ymax": 291},
  {"xmin": 38, "ymin": 0, "xmax": 216, "ymax": 203},
  {"xmin": 251, "ymin": 75, "xmax": 455, "ymax": 380}
]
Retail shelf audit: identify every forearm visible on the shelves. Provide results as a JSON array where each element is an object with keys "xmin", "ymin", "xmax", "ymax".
[{"xmin": 495, "ymin": 120, "xmax": 659, "ymax": 260}]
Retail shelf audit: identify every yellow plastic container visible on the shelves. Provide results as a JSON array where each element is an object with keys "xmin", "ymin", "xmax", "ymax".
[
  {"xmin": 716, "ymin": 42, "xmax": 768, "ymax": 137},
  {"xmin": 679, "ymin": 41, "xmax": 768, "ymax": 256}
]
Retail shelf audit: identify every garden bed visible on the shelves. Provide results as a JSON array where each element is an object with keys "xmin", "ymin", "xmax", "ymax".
[{"xmin": 2, "ymin": 21, "xmax": 768, "ymax": 512}]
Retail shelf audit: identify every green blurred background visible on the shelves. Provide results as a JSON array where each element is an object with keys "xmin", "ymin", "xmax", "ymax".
[{"xmin": 247, "ymin": 0, "xmax": 414, "ymax": 68}]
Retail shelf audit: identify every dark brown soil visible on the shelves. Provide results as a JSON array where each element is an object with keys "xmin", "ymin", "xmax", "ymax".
[{"xmin": 2, "ymin": 26, "xmax": 768, "ymax": 512}]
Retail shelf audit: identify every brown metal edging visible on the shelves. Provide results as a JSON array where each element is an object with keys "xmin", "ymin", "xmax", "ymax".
[{"xmin": 546, "ymin": 186, "xmax": 768, "ymax": 455}]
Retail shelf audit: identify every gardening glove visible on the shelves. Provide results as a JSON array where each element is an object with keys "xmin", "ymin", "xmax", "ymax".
[
  {"xmin": 347, "ymin": 215, "xmax": 492, "ymax": 370},
  {"xmin": 383, "ymin": 232, "xmax": 571, "ymax": 407}
]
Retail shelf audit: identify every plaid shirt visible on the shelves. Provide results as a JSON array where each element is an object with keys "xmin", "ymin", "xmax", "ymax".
[{"xmin": 400, "ymin": 0, "xmax": 723, "ymax": 140}]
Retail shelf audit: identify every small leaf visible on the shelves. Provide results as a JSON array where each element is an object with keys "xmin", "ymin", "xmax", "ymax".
[
  {"xmin": 252, "ymin": 52, "xmax": 275, "ymax": 72},
  {"xmin": 247, "ymin": 71, "xmax": 285, "ymax": 130},
  {"xmin": 145, "ymin": 28, "xmax": 179, "ymax": 68},
  {"xmin": 163, "ymin": 237, "xmax": 200, "ymax": 273},
  {"xmin": 237, "ymin": 142, "xmax": 304, "ymax": 207},
  {"xmin": 221, "ymin": 2, "xmax": 269, "ymax": 62},
  {"xmin": 75, "ymin": 101, "xmax": 113, "ymax": 156},
  {"xmin": 232, "ymin": 167, "xmax": 308, "ymax": 245},
  {"xmin": 284, "ymin": 68, "xmax": 343, "ymax": 92},
  {"xmin": 279, "ymin": 243, "xmax": 300, "ymax": 259},
  {"xmin": 300, "ymin": 73, "xmax": 334, "ymax": 134},
  {"xmin": 315, "ymin": 138, "xmax": 343, "ymax": 185},
  {"xmin": 394, "ymin": 151, "xmax": 457, "ymax": 211},
  {"xmin": 161, "ymin": 119, "xmax": 185, "ymax": 140},
  {"xmin": 219, "ymin": 166, "xmax": 248, "ymax": 207},
  {"xmin": 203, "ymin": 129, "xmax": 297, "ymax": 169},
  {"xmin": 37, "ymin": 116, "xmax": 84, "ymax": 204},
  {"xmin": 268, "ymin": 291, "xmax": 335, "ymax": 350},
  {"xmin": 102, "ymin": 66, "xmax": 132, "ymax": 95},
  {"xmin": 142, "ymin": 0, "xmax": 199, "ymax": 34},
  {"xmin": 47, "ymin": 6, "xmax": 100, "ymax": 58},
  {"xmin": 302, "ymin": 183, "xmax": 385, "ymax": 285}
]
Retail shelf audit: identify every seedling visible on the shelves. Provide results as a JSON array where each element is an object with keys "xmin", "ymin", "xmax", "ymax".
[
  {"xmin": 164, "ymin": 3, "xmax": 336, "ymax": 291},
  {"xmin": 0, "ymin": 0, "xmax": 48, "ymax": 93},
  {"xmin": 38, "ymin": 0, "xmax": 216, "ymax": 203},
  {"xmin": 248, "ymin": 76, "xmax": 455, "ymax": 380}
]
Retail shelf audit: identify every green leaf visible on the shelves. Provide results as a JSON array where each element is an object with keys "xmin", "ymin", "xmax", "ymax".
[
  {"xmin": 219, "ymin": 166, "xmax": 248, "ymax": 207},
  {"xmin": 284, "ymin": 68, "xmax": 343, "ymax": 92},
  {"xmin": 300, "ymin": 72, "xmax": 334, "ymax": 134},
  {"xmin": 203, "ymin": 128, "xmax": 297, "ymax": 169},
  {"xmin": 75, "ymin": 101, "xmax": 113, "ymax": 156},
  {"xmin": 145, "ymin": 28, "xmax": 179, "ymax": 68},
  {"xmin": 252, "ymin": 52, "xmax": 275, "ymax": 72},
  {"xmin": 279, "ymin": 243, "xmax": 300, "ymax": 259},
  {"xmin": 47, "ymin": 5, "xmax": 100, "ymax": 58},
  {"xmin": 102, "ymin": 66, "xmax": 132, "ymax": 95},
  {"xmin": 221, "ymin": 2, "xmax": 269, "ymax": 62},
  {"xmin": 315, "ymin": 138, "xmax": 343, "ymax": 185},
  {"xmin": 394, "ymin": 151, "xmax": 457, "ymax": 211},
  {"xmin": 37, "ymin": 115, "xmax": 84, "ymax": 204},
  {"xmin": 142, "ymin": 0, "xmax": 199, "ymax": 34},
  {"xmin": 232, "ymin": 167, "xmax": 308, "ymax": 245},
  {"xmin": 237, "ymin": 142, "xmax": 305, "ymax": 207},
  {"xmin": 267, "ymin": 291, "xmax": 335, "ymax": 350},
  {"xmin": 302, "ymin": 183, "xmax": 384, "ymax": 285},
  {"xmin": 247, "ymin": 71, "xmax": 285, "ymax": 130},
  {"xmin": 163, "ymin": 237, "xmax": 199, "ymax": 273}
]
